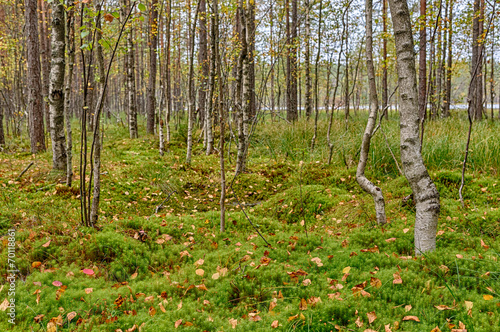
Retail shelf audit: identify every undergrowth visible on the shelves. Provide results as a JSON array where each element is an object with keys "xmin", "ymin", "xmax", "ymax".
[{"xmin": 0, "ymin": 112, "xmax": 499, "ymax": 331}]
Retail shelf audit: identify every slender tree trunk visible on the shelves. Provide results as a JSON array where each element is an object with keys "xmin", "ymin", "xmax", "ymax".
[
  {"xmin": 146, "ymin": 0, "xmax": 158, "ymax": 134},
  {"xmin": 247, "ymin": 0, "xmax": 256, "ymax": 119},
  {"xmin": 440, "ymin": 0, "xmax": 448, "ymax": 117},
  {"xmin": 0, "ymin": 107, "xmax": 4, "ymax": 145},
  {"xmin": 344, "ymin": 6, "xmax": 350, "ymax": 123},
  {"xmin": 165, "ymin": 0, "xmax": 172, "ymax": 143},
  {"xmin": 26, "ymin": 0, "xmax": 46, "ymax": 153},
  {"xmin": 357, "ymin": 0, "xmax": 386, "ymax": 225},
  {"xmin": 198, "ymin": 0, "xmax": 209, "ymax": 145},
  {"xmin": 435, "ymin": 15, "xmax": 442, "ymax": 118},
  {"xmin": 388, "ymin": 0, "xmax": 440, "ymax": 254},
  {"xmin": 471, "ymin": 0, "xmax": 483, "ymax": 120},
  {"xmin": 48, "ymin": 0, "xmax": 67, "ymax": 171},
  {"xmin": 304, "ymin": 0, "xmax": 312, "ymax": 119},
  {"xmin": 39, "ymin": 0, "xmax": 50, "ymax": 131},
  {"xmin": 124, "ymin": 0, "xmax": 138, "ymax": 138},
  {"xmin": 269, "ymin": 2, "xmax": 275, "ymax": 121},
  {"xmin": 491, "ymin": 27, "xmax": 495, "ymax": 119},
  {"xmin": 235, "ymin": 0, "xmax": 247, "ymax": 174},
  {"xmin": 286, "ymin": 0, "xmax": 298, "ymax": 122},
  {"xmin": 185, "ymin": 0, "xmax": 200, "ymax": 164},
  {"xmin": 419, "ymin": 0, "xmax": 427, "ymax": 123},
  {"xmin": 206, "ymin": 0, "xmax": 216, "ymax": 156},
  {"xmin": 65, "ymin": 0, "xmax": 75, "ymax": 185},
  {"xmin": 311, "ymin": 0, "xmax": 322, "ymax": 150},
  {"xmin": 444, "ymin": 0, "xmax": 453, "ymax": 117},
  {"xmin": 382, "ymin": 0, "xmax": 388, "ymax": 118}
]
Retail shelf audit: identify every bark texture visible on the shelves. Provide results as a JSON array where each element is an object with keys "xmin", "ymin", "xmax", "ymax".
[
  {"xmin": 25, "ymin": 0, "xmax": 46, "ymax": 153},
  {"xmin": 357, "ymin": 0, "xmax": 386, "ymax": 225},
  {"xmin": 388, "ymin": 0, "xmax": 440, "ymax": 253},
  {"xmin": 146, "ymin": 0, "xmax": 158, "ymax": 134},
  {"xmin": 65, "ymin": 0, "xmax": 75, "ymax": 185},
  {"xmin": 418, "ymin": 0, "xmax": 427, "ymax": 122},
  {"xmin": 49, "ymin": 0, "xmax": 67, "ymax": 171}
]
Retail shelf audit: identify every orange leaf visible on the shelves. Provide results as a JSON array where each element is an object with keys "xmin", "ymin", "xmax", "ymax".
[
  {"xmin": 299, "ymin": 298, "xmax": 308, "ymax": 310},
  {"xmin": 434, "ymin": 305, "xmax": 454, "ymax": 310},
  {"xmin": 402, "ymin": 315, "xmax": 420, "ymax": 322},
  {"xmin": 104, "ymin": 13, "xmax": 114, "ymax": 22},
  {"xmin": 393, "ymin": 272, "xmax": 402, "ymax": 284},
  {"xmin": 32, "ymin": 261, "xmax": 42, "ymax": 268},
  {"xmin": 483, "ymin": 294, "xmax": 493, "ymax": 301},
  {"xmin": 271, "ymin": 320, "xmax": 279, "ymax": 328},
  {"xmin": 174, "ymin": 319, "xmax": 182, "ymax": 328},
  {"xmin": 370, "ymin": 277, "xmax": 382, "ymax": 288}
]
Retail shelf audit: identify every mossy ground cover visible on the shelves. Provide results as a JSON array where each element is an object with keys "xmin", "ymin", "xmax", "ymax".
[{"xmin": 0, "ymin": 113, "xmax": 499, "ymax": 331}]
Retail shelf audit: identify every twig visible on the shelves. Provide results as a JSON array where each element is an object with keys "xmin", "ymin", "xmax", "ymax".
[
  {"xmin": 154, "ymin": 190, "xmax": 177, "ymax": 214},
  {"xmin": 17, "ymin": 162, "xmax": 34, "ymax": 180}
]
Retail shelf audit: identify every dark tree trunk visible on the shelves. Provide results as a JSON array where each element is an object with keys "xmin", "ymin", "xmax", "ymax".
[
  {"xmin": 26, "ymin": 0, "xmax": 46, "ymax": 153},
  {"xmin": 146, "ymin": 0, "xmax": 159, "ymax": 134}
]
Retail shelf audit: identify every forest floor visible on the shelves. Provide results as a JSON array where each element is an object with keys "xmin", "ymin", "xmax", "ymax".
[{"xmin": 0, "ymin": 113, "xmax": 499, "ymax": 331}]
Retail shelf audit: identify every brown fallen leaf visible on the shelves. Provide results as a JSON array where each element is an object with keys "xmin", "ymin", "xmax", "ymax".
[
  {"xmin": 434, "ymin": 305, "xmax": 454, "ymax": 310},
  {"xmin": 299, "ymin": 298, "xmax": 308, "ymax": 310},
  {"xmin": 385, "ymin": 238, "xmax": 397, "ymax": 243},
  {"xmin": 195, "ymin": 269, "xmax": 204, "ymax": 276},
  {"xmin": 456, "ymin": 254, "xmax": 463, "ymax": 259},
  {"xmin": 47, "ymin": 322, "xmax": 57, "ymax": 332},
  {"xmin": 404, "ymin": 304, "xmax": 412, "ymax": 312},
  {"xmin": 430, "ymin": 327, "xmax": 442, "ymax": 332},
  {"xmin": 67, "ymin": 312, "xmax": 77, "ymax": 322},
  {"xmin": 34, "ymin": 314, "xmax": 45, "ymax": 322},
  {"xmin": 159, "ymin": 302, "xmax": 166, "ymax": 313},
  {"xmin": 149, "ymin": 306, "xmax": 156, "ymax": 317},
  {"xmin": 175, "ymin": 319, "xmax": 183, "ymax": 328},
  {"xmin": 32, "ymin": 261, "xmax": 42, "ymax": 268},
  {"xmin": 393, "ymin": 272, "xmax": 402, "ymax": 284},
  {"xmin": 229, "ymin": 318, "xmax": 238, "ymax": 329},
  {"xmin": 385, "ymin": 324, "xmax": 393, "ymax": 332},
  {"xmin": 269, "ymin": 300, "xmax": 277, "ymax": 311},
  {"xmin": 271, "ymin": 320, "xmax": 279, "ymax": 328},
  {"xmin": 288, "ymin": 314, "xmax": 299, "ymax": 322},
  {"xmin": 355, "ymin": 316, "xmax": 363, "ymax": 327},
  {"xmin": 42, "ymin": 240, "xmax": 51, "ymax": 248},
  {"xmin": 370, "ymin": 277, "xmax": 382, "ymax": 288},
  {"xmin": 311, "ymin": 257, "xmax": 323, "ymax": 267},
  {"xmin": 367, "ymin": 311, "xmax": 377, "ymax": 324},
  {"xmin": 483, "ymin": 294, "xmax": 493, "ymax": 301},
  {"xmin": 481, "ymin": 239, "xmax": 489, "ymax": 249},
  {"xmin": 85, "ymin": 288, "xmax": 93, "ymax": 294},
  {"xmin": 402, "ymin": 315, "xmax": 420, "ymax": 322},
  {"xmin": 177, "ymin": 300, "xmax": 183, "ymax": 310}
]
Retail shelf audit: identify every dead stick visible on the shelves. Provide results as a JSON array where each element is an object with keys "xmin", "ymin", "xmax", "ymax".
[{"xmin": 17, "ymin": 162, "xmax": 34, "ymax": 180}]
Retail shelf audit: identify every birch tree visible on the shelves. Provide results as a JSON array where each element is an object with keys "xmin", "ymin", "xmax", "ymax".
[
  {"xmin": 388, "ymin": 0, "xmax": 440, "ymax": 253},
  {"xmin": 356, "ymin": 0, "xmax": 386, "ymax": 225},
  {"xmin": 48, "ymin": 0, "xmax": 67, "ymax": 171}
]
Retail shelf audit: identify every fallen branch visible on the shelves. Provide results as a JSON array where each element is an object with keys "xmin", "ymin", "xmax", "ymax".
[{"xmin": 17, "ymin": 162, "xmax": 34, "ymax": 180}]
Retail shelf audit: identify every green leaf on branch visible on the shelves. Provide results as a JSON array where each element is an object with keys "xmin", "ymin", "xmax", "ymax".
[{"xmin": 138, "ymin": 3, "xmax": 146, "ymax": 11}]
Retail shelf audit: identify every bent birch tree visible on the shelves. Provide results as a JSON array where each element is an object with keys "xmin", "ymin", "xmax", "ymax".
[{"xmin": 356, "ymin": 0, "xmax": 386, "ymax": 225}]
